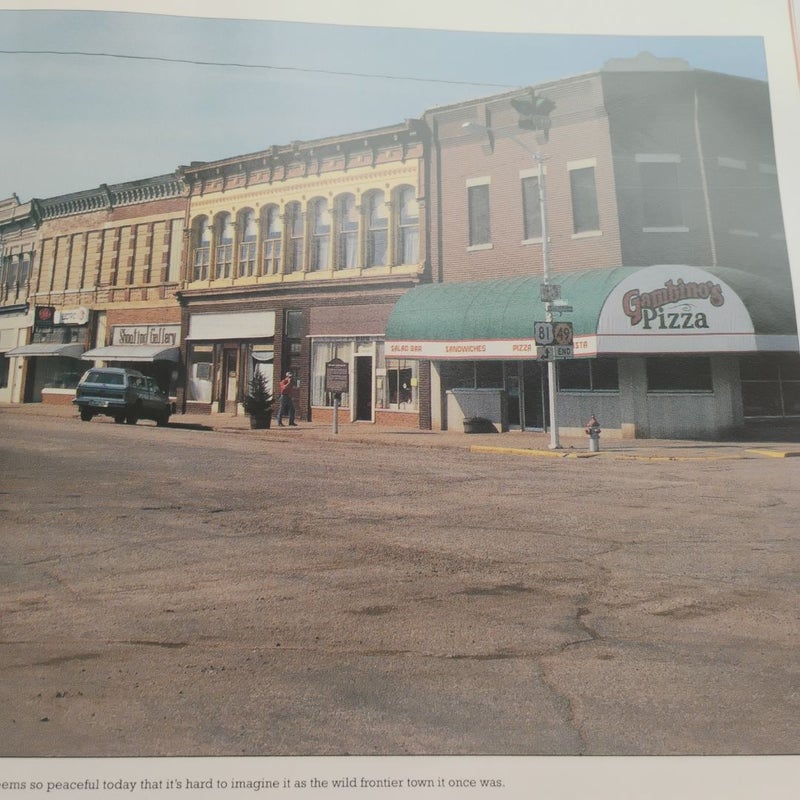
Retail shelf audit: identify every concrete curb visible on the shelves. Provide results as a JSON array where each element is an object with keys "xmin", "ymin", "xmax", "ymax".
[{"xmin": 745, "ymin": 448, "xmax": 800, "ymax": 459}]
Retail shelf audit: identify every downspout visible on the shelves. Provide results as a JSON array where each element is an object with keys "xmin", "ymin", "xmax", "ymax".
[{"xmin": 694, "ymin": 86, "xmax": 717, "ymax": 267}]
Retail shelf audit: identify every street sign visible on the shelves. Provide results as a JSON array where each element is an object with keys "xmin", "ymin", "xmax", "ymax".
[
  {"xmin": 540, "ymin": 283, "xmax": 561, "ymax": 303},
  {"xmin": 553, "ymin": 321, "xmax": 573, "ymax": 345},
  {"xmin": 534, "ymin": 321, "xmax": 554, "ymax": 345},
  {"xmin": 537, "ymin": 345, "xmax": 574, "ymax": 360},
  {"xmin": 325, "ymin": 358, "xmax": 349, "ymax": 394},
  {"xmin": 534, "ymin": 321, "xmax": 573, "ymax": 346}
]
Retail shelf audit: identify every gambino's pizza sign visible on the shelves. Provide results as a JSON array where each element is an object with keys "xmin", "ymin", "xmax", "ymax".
[{"xmin": 593, "ymin": 265, "xmax": 756, "ymax": 354}]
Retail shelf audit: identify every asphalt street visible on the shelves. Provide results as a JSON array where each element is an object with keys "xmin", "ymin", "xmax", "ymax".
[{"xmin": 0, "ymin": 409, "xmax": 798, "ymax": 757}]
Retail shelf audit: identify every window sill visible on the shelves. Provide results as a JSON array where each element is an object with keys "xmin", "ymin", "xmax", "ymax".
[
  {"xmin": 571, "ymin": 230, "xmax": 603, "ymax": 240},
  {"xmin": 467, "ymin": 243, "xmax": 493, "ymax": 252},
  {"xmin": 642, "ymin": 227, "xmax": 690, "ymax": 233}
]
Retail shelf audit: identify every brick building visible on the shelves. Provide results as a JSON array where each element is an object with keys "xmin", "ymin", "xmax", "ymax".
[
  {"xmin": 8, "ymin": 174, "xmax": 186, "ymax": 403},
  {"xmin": 0, "ymin": 195, "xmax": 37, "ymax": 403},
  {"xmin": 387, "ymin": 54, "xmax": 797, "ymax": 438},
  {"xmin": 176, "ymin": 121, "xmax": 429, "ymax": 427}
]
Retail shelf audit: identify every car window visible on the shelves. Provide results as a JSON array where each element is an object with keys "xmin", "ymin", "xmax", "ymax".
[{"xmin": 85, "ymin": 370, "xmax": 123, "ymax": 385}]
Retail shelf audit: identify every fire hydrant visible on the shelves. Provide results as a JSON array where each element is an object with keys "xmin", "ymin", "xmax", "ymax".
[{"xmin": 585, "ymin": 414, "xmax": 601, "ymax": 452}]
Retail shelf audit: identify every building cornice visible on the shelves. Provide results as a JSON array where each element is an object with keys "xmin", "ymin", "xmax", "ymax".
[{"xmin": 37, "ymin": 173, "xmax": 186, "ymax": 221}]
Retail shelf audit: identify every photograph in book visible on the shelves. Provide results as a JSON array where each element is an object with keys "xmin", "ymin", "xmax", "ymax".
[{"xmin": 0, "ymin": 1, "xmax": 798, "ymax": 796}]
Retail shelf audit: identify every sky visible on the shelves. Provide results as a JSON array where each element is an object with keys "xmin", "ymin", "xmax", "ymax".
[{"xmin": 0, "ymin": 8, "xmax": 772, "ymax": 201}]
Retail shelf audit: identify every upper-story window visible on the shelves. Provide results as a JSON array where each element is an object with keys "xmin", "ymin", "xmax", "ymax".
[
  {"xmin": 238, "ymin": 209, "xmax": 257, "ymax": 277},
  {"xmin": 214, "ymin": 212, "xmax": 234, "ymax": 279},
  {"xmin": 335, "ymin": 193, "xmax": 359, "ymax": 270},
  {"xmin": 285, "ymin": 202, "xmax": 304, "ymax": 273},
  {"xmin": 192, "ymin": 216, "xmax": 211, "ymax": 281},
  {"xmin": 568, "ymin": 161, "xmax": 600, "ymax": 234},
  {"xmin": 2, "ymin": 255, "xmax": 18, "ymax": 290},
  {"xmin": 521, "ymin": 173, "xmax": 542, "ymax": 240},
  {"xmin": 309, "ymin": 198, "xmax": 331, "ymax": 272},
  {"xmin": 467, "ymin": 179, "xmax": 491, "ymax": 248},
  {"xmin": 365, "ymin": 190, "xmax": 388, "ymax": 267},
  {"xmin": 637, "ymin": 154, "xmax": 685, "ymax": 231},
  {"xmin": 395, "ymin": 185, "xmax": 419, "ymax": 264},
  {"xmin": 261, "ymin": 205, "xmax": 281, "ymax": 275}
]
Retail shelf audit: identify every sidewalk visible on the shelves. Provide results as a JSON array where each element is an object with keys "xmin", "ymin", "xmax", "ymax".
[{"xmin": 4, "ymin": 401, "xmax": 800, "ymax": 460}]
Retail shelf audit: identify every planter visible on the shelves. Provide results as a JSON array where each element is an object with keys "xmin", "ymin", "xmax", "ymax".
[
  {"xmin": 463, "ymin": 417, "xmax": 497, "ymax": 434},
  {"xmin": 249, "ymin": 415, "xmax": 272, "ymax": 430}
]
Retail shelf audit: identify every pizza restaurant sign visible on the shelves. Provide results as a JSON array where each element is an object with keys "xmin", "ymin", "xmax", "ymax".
[{"xmin": 597, "ymin": 265, "xmax": 755, "ymax": 354}]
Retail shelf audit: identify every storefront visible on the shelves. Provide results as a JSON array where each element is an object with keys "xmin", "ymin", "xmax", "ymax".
[
  {"xmin": 82, "ymin": 323, "xmax": 181, "ymax": 397},
  {"xmin": 6, "ymin": 305, "xmax": 91, "ymax": 403},
  {"xmin": 0, "ymin": 304, "xmax": 31, "ymax": 404},
  {"xmin": 309, "ymin": 302, "xmax": 421, "ymax": 427},
  {"xmin": 183, "ymin": 309, "xmax": 276, "ymax": 414},
  {"xmin": 386, "ymin": 265, "xmax": 798, "ymax": 439}
]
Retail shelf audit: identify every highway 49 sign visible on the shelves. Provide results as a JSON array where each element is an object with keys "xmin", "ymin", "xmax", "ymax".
[{"xmin": 534, "ymin": 321, "xmax": 573, "ymax": 346}]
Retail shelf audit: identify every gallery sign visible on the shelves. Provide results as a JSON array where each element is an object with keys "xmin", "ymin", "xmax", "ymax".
[{"xmin": 111, "ymin": 324, "xmax": 180, "ymax": 347}]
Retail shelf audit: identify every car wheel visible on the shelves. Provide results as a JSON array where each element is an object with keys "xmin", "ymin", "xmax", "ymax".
[
  {"xmin": 79, "ymin": 409, "xmax": 93, "ymax": 422},
  {"xmin": 156, "ymin": 413, "xmax": 170, "ymax": 427},
  {"xmin": 114, "ymin": 415, "xmax": 125, "ymax": 424}
]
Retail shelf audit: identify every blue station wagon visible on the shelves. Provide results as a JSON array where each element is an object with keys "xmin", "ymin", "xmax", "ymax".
[{"xmin": 73, "ymin": 367, "xmax": 174, "ymax": 426}]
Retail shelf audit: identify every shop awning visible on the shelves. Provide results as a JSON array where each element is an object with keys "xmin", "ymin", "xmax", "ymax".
[
  {"xmin": 81, "ymin": 345, "xmax": 180, "ymax": 362},
  {"xmin": 5, "ymin": 342, "xmax": 85, "ymax": 358},
  {"xmin": 385, "ymin": 266, "xmax": 798, "ymax": 358}
]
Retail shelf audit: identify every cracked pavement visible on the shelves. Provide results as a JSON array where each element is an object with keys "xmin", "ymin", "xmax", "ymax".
[{"xmin": 0, "ymin": 411, "xmax": 798, "ymax": 756}]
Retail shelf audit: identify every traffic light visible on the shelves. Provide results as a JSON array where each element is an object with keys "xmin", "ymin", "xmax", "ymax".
[{"xmin": 511, "ymin": 93, "xmax": 556, "ymax": 141}]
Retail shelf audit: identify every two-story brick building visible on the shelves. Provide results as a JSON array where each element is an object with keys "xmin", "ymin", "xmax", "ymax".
[
  {"xmin": 7, "ymin": 174, "xmax": 186, "ymax": 403},
  {"xmin": 386, "ymin": 54, "xmax": 797, "ymax": 439}
]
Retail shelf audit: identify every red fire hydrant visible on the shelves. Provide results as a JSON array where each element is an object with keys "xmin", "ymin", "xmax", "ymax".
[{"xmin": 585, "ymin": 414, "xmax": 601, "ymax": 452}]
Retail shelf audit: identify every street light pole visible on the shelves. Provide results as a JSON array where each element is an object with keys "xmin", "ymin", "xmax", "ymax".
[
  {"xmin": 535, "ymin": 151, "xmax": 561, "ymax": 449},
  {"xmin": 462, "ymin": 120, "xmax": 561, "ymax": 448}
]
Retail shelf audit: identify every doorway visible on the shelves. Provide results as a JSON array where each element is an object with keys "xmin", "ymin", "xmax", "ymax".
[
  {"xmin": 355, "ymin": 356, "xmax": 373, "ymax": 421},
  {"xmin": 220, "ymin": 348, "xmax": 239, "ymax": 413},
  {"xmin": 506, "ymin": 361, "xmax": 548, "ymax": 430}
]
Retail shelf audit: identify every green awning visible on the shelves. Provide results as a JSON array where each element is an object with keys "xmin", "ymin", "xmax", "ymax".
[{"xmin": 386, "ymin": 266, "xmax": 797, "ymax": 358}]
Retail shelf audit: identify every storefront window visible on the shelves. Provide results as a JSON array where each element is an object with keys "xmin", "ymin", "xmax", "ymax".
[
  {"xmin": 311, "ymin": 340, "xmax": 352, "ymax": 407},
  {"xmin": 559, "ymin": 358, "xmax": 619, "ymax": 391},
  {"xmin": 476, "ymin": 361, "xmax": 504, "ymax": 388},
  {"xmin": 384, "ymin": 359, "xmax": 418, "ymax": 410},
  {"xmin": 647, "ymin": 356, "xmax": 712, "ymax": 392},
  {"xmin": 187, "ymin": 344, "xmax": 213, "ymax": 402},
  {"xmin": 440, "ymin": 361, "xmax": 476, "ymax": 389},
  {"xmin": 740, "ymin": 354, "xmax": 800, "ymax": 417}
]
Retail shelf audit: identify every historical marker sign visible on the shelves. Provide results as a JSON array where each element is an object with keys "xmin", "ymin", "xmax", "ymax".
[{"xmin": 325, "ymin": 358, "xmax": 349, "ymax": 394}]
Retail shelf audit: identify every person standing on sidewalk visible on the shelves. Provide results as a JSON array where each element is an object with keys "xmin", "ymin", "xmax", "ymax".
[{"xmin": 277, "ymin": 371, "xmax": 297, "ymax": 426}]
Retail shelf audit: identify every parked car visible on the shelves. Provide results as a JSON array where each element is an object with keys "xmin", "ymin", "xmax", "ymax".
[{"xmin": 73, "ymin": 367, "xmax": 174, "ymax": 426}]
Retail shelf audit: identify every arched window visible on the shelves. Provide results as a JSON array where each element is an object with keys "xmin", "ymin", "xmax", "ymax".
[
  {"xmin": 334, "ymin": 193, "xmax": 359, "ymax": 270},
  {"xmin": 261, "ymin": 205, "xmax": 281, "ymax": 275},
  {"xmin": 285, "ymin": 202, "xmax": 304, "ymax": 273},
  {"xmin": 238, "ymin": 208, "xmax": 257, "ymax": 277},
  {"xmin": 395, "ymin": 185, "xmax": 419, "ymax": 265},
  {"xmin": 309, "ymin": 198, "xmax": 331, "ymax": 272},
  {"xmin": 192, "ymin": 216, "xmax": 211, "ymax": 281},
  {"xmin": 214, "ymin": 212, "xmax": 234, "ymax": 279},
  {"xmin": 365, "ymin": 190, "xmax": 388, "ymax": 267}
]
